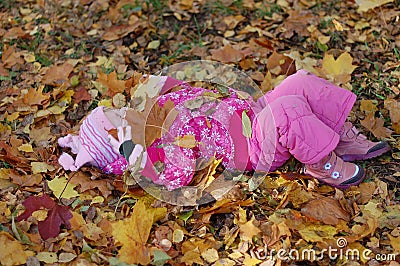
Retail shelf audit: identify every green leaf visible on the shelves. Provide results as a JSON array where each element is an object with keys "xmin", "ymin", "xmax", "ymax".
[
  {"xmin": 178, "ymin": 210, "xmax": 193, "ymax": 223},
  {"xmin": 242, "ymin": 111, "xmax": 252, "ymax": 138},
  {"xmin": 152, "ymin": 249, "xmax": 171, "ymax": 266}
]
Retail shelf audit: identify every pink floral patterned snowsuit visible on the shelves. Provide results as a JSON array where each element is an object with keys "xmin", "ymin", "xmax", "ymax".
[{"xmin": 134, "ymin": 70, "xmax": 356, "ymax": 190}]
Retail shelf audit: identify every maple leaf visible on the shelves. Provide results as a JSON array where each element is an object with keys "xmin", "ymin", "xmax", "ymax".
[
  {"xmin": 125, "ymin": 98, "xmax": 178, "ymax": 146},
  {"xmin": 210, "ymin": 45, "xmax": 244, "ymax": 63},
  {"xmin": 102, "ymin": 22, "xmax": 142, "ymax": 41},
  {"xmin": 0, "ymin": 232, "xmax": 34, "ymax": 265},
  {"xmin": 42, "ymin": 62, "xmax": 74, "ymax": 86},
  {"xmin": 111, "ymin": 200, "xmax": 154, "ymax": 265},
  {"xmin": 16, "ymin": 194, "xmax": 72, "ymax": 240},
  {"xmin": 48, "ymin": 175, "xmax": 79, "ymax": 199},
  {"xmin": 22, "ymin": 87, "xmax": 49, "ymax": 106},
  {"xmin": 282, "ymin": 10, "xmax": 317, "ymax": 38},
  {"xmin": 384, "ymin": 99, "xmax": 400, "ymax": 134},
  {"xmin": 266, "ymin": 51, "xmax": 296, "ymax": 76},
  {"xmin": 96, "ymin": 70, "xmax": 126, "ymax": 97},
  {"xmin": 360, "ymin": 113, "xmax": 393, "ymax": 139},
  {"xmin": 356, "ymin": 0, "xmax": 394, "ymax": 12},
  {"xmin": 301, "ymin": 197, "xmax": 351, "ymax": 225},
  {"xmin": 318, "ymin": 52, "xmax": 358, "ymax": 85}
]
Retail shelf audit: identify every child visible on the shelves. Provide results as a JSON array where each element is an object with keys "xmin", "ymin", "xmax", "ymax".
[{"xmin": 58, "ymin": 70, "xmax": 390, "ymax": 190}]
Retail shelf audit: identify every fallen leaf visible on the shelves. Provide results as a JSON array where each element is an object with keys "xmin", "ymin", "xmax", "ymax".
[
  {"xmin": 239, "ymin": 215, "xmax": 261, "ymax": 242},
  {"xmin": 0, "ymin": 231, "xmax": 34, "ymax": 265},
  {"xmin": 17, "ymin": 194, "xmax": 73, "ymax": 240},
  {"xmin": 0, "ymin": 202, "xmax": 11, "ymax": 223},
  {"xmin": 147, "ymin": 40, "xmax": 160, "ymax": 49},
  {"xmin": 102, "ymin": 22, "xmax": 142, "ymax": 41},
  {"xmin": 267, "ymin": 51, "xmax": 296, "ymax": 76},
  {"xmin": 111, "ymin": 200, "xmax": 154, "ymax": 265},
  {"xmin": 298, "ymin": 224, "xmax": 339, "ymax": 242},
  {"xmin": 384, "ymin": 99, "xmax": 400, "ymax": 133},
  {"xmin": 201, "ymin": 248, "xmax": 219, "ymax": 264},
  {"xmin": 210, "ymin": 44, "xmax": 244, "ymax": 63},
  {"xmin": 360, "ymin": 99, "xmax": 378, "ymax": 113},
  {"xmin": 31, "ymin": 162, "xmax": 55, "ymax": 174},
  {"xmin": 22, "ymin": 87, "xmax": 49, "ymax": 106},
  {"xmin": 360, "ymin": 112, "xmax": 393, "ymax": 139},
  {"xmin": 36, "ymin": 252, "xmax": 58, "ymax": 264},
  {"xmin": 97, "ymin": 70, "xmax": 126, "ymax": 97},
  {"xmin": 319, "ymin": 52, "xmax": 357, "ymax": 85},
  {"xmin": 42, "ymin": 62, "xmax": 74, "ymax": 86},
  {"xmin": 126, "ymin": 98, "xmax": 178, "ymax": 146},
  {"xmin": 301, "ymin": 197, "xmax": 351, "ymax": 225},
  {"xmin": 173, "ymin": 134, "xmax": 198, "ymax": 148},
  {"xmin": 356, "ymin": 0, "xmax": 394, "ymax": 12},
  {"xmin": 48, "ymin": 175, "xmax": 79, "ymax": 199}
]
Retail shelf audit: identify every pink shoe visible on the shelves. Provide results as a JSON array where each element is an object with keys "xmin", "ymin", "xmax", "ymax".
[
  {"xmin": 335, "ymin": 122, "xmax": 391, "ymax": 161},
  {"xmin": 303, "ymin": 152, "xmax": 365, "ymax": 189}
]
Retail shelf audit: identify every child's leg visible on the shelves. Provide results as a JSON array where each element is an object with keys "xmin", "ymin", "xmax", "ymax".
[
  {"xmin": 256, "ymin": 70, "xmax": 356, "ymax": 133},
  {"xmin": 263, "ymin": 95, "xmax": 340, "ymax": 166},
  {"xmin": 251, "ymin": 94, "xmax": 365, "ymax": 189}
]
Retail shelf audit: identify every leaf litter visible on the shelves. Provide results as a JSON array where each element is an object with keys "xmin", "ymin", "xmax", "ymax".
[{"xmin": 0, "ymin": 0, "xmax": 399, "ymax": 265}]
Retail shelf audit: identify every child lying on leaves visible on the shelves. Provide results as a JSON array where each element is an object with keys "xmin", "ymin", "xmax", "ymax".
[{"xmin": 58, "ymin": 70, "xmax": 391, "ymax": 191}]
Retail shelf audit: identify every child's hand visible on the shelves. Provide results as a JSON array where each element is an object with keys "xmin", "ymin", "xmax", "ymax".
[{"xmin": 108, "ymin": 126, "xmax": 146, "ymax": 168}]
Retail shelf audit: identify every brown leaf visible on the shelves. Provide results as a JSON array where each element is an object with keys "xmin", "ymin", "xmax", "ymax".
[
  {"xmin": 97, "ymin": 70, "xmax": 126, "ymax": 97},
  {"xmin": 360, "ymin": 99, "xmax": 378, "ymax": 113},
  {"xmin": 210, "ymin": 45, "xmax": 244, "ymax": 63},
  {"xmin": 1, "ymin": 46, "xmax": 24, "ymax": 68},
  {"xmin": 22, "ymin": 87, "xmax": 49, "ymax": 106},
  {"xmin": 42, "ymin": 62, "xmax": 74, "ymax": 86},
  {"xmin": 3, "ymin": 27, "xmax": 29, "ymax": 39},
  {"xmin": 73, "ymin": 87, "xmax": 92, "ymax": 103},
  {"xmin": 360, "ymin": 113, "xmax": 393, "ymax": 139},
  {"xmin": 282, "ymin": 10, "xmax": 317, "ymax": 38},
  {"xmin": 70, "ymin": 172, "xmax": 112, "ymax": 198},
  {"xmin": 126, "ymin": 98, "xmax": 178, "ymax": 146},
  {"xmin": 102, "ymin": 22, "xmax": 141, "ymax": 41},
  {"xmin": 384, "ymin": 99, "xmax": 400, "ymax": 134},
  {"xmin": 267, "ymin": 51, "xmax": 296, "ymax": 76},
  {"xmin": 301, "ymin": 197, "xmax": 351, "ymax": 225}
]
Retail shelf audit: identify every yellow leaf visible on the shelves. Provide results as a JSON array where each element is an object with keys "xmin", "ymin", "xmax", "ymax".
[
  {"xmin": 172, "ymin": 229, "xmax": 184, "ymax": 243},
  {"xmin": 32, "ymin": 209, "xmax": 48, "ymax": 221},
  {"xmin": 111, "ymin": 200, "xmax": 155, "ymax": 265},
  {"xmin": 239, "ymin": 215, "xmax": 261, "ymax": 242},
  {"xmin": 320, "ymin": 52, "xmax": 357, "ymax": 85},
  {"xmin": 98, "ymin": 99, "xmax": 113, "ymax": 108},
  {"xmin": 59, "ymin": 89, "xmax": 74, "ymax": 105},
  {"xmin": 48, "ymin": 175, "xmax": 79, "ymax": 199},
  {"xmin": 388, "ymin": 235, "xmax": 400, "ymax": 252},
  {"xmin": 356, "ymin": 0, "xmax": 394, "ymax": 13},
  {"xmin": 6, "ymin": 111, "xmax": 19, "ymax": 122},
  {"xmin": 36, "ymin": 252, "xmax": 58, "ymax": 264},
  {"xmin": 0, "ymin": 231, "xmax": 34, "ymax": 266},
  {"xmin": 173, "ymin": 135, "xmax": 198, "ymax": 148},
  {"xmin": 181, "ymin": 250, "xmax": 204, "ymax": 265},
  {"xmin": 18, "ymin": 143, "xmax": 34, "ymax": 153},
  {"xmin": 298, "ymin": 224, "xmax": 339, "ymax": 242},
  {"xmin": 0, "ymin": 202, "xmax": 11, "ymax": 223},
  {"xmin": 201, "ymin": 248, "xmax": 219, "ymax": 263},
  {"xmin": 242, "ymin": 253, "xmax": 262, "ymax": 266},
  {"xmin": 31, "ymin": 162, "xmax": 55, "ymax": 174},
  {"xmin": 147, "ymin": 40, "xmax": 160, "ymax": 49}
]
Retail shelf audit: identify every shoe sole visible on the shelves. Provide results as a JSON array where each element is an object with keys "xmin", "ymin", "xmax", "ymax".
[
  {"xmin": 340, "ymin": 142, "xmax": 391, "ymax": 162},
  {"xmin": 304, "ymin": 165, "xmax": 366, "ymax": 190}
]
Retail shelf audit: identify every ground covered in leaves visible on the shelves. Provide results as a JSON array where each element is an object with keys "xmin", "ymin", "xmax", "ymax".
[{"xmin": 1, "ymin": 0, "xmax": 400, "ymax": 265}]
